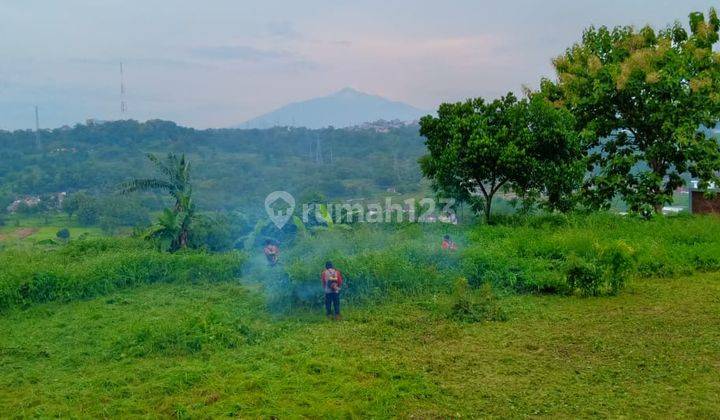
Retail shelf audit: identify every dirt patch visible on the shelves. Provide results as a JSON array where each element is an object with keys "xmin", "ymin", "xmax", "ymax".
[
  {"xmin": 0, "ymin": 233, "xmax": 7, "ymax": 241},
  {"xmin": 14, "ymin": 228, "xmax": 39, "ymax": 239}
]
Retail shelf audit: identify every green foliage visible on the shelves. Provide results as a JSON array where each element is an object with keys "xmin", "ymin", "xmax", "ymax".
[
  {"xmin": 462, "ymin": 213, "xmax": 718, "ymax": 294},
  {"xmin": 123, "ymin": 153, "xmax": 194, "ymax": 251},
  {"xmin": 565, "ymin": 255, "xmax": 602, "ymax": 296},
  {"xmin": 249, "ymin": 213, "xmax": 720, "ymax": 312},
  {"xmin": 448, "ymin": 278, "xmax": 507, "ymax": 322},
  {"xmin": 189, "ymin": 211, "xmax": 249, "ymax": 252},
  {"xmin": 63, "ymin": 191, "xmax": 148, "ymax": 230},
  {"xmin": 0, "ymin": 237, "xmax": 245, "ymax": 311},
  {"xmin": 0, "ymin": 121, "xmax": 426, "ymax": 217},
  {"xmin": 55, "ymin": 228, "xmax": 70, "ymax": 241},
  {"xmin": 76, "ymin": 199, "xmax": 99, "ymax": 226},
  {"xmin": 544, "ymin": 8, "xmax": 720, "ymax": 214},
  {"xmin": 96, "ymin": 196, "xmax": 151, "ymax": 234},
  {"xmin": 564, "ymin": 241, "xmax": 635, "ymax": 296},
  {"xmin": 15, "ymin": 201, "xmax": 40, "ymax": 215},
  {"xmin": 62, "ymin": 192, "xmax": 91, "ymax": 220},
  {"xmin": 598, "ymin": 240, "xmax": 635, "ymax": 294},
  {"xmin": 143, "ymin": 208, "xmax": 183, "ymax": 250},
  {"xmin": 259, "ymin": 224, "xmax": 463, "ymax": 311},
  {"xmin": 419, "ymin": 92, "xmax": 581, "ymax": 223}
]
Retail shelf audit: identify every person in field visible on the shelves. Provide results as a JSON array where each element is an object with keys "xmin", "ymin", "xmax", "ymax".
[
  {"xmin": 321, "ymin": 261, "xmax": 343, "ymax": 320},
  {"xmin": 263, "ymin": 239, "xmax": 279, "ymax": 266},
  {"xmin": 442, "ymin": 234, "xmax": 458, "ymax": 251}
]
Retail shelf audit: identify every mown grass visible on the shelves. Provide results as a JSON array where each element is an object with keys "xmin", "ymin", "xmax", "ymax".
[
  {"xmin": 0, "ymin": 214, "xmax": 105, "ymax": 244},
  {"xmin": 0, "ymin": 274, "xmax": 718, "ymax": 417},
  {"xmin": 0, "ymin": 226, "xmax": 105, "ymax": 251}
]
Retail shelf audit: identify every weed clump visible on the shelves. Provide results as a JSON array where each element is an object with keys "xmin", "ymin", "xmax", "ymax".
[
  {"xmin": 448, "ymin": 278, "xmax": 507, "ymax": 322},
  {"xmin": 565, "ymin": 241, "xmax": 635, "ymax": 296}
]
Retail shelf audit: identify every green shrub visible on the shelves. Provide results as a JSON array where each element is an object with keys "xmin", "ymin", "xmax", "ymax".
[
  {"xmin": 598, "ymin": 241, "xmax": 635, "ymax": 294},
  {"xmin": 564, "ymin": 241, "xmax": 635, "ymax": 296},
  {"xmin": 448, "ymin": 278, "xmax": 507, "ymax": 322},
  {"xmin": 189, "ymin": 212, "xmax": 249, "ymax": 252},
  {"xmin": 461, "ymin": 247, "xmax": 566, "ymax": 294},
  {"xmin": 56, "ymin": 228, "xmax": 70, "ymax": 241},
  {"xmin": 565, "ymin": 255, "xmax": 602, "ymax": 296}
]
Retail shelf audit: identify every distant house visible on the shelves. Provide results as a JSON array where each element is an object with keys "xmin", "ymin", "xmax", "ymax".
[
  {"xmin": 662, "ymin": 206, "xmax": 685, "ymax": 215},
  {"xmin": 351, "ymin": 119, "xmax": 415, "ymax": 133},
  {"xmin": 7, "ymin": 196, "xmax": 41, "ymax": 213},
  {"xmin": 439, "ymin": 213, "xmax": 458, "ymax": 225},
  {"xmin": 51, "ymin": 147, "xmax": 78, "ymax": 155},
  {"xmin": 57, "ymin": 192, "xmax": 67, "ymax": 207},
  {"xmin": 689, "ymin": 180, "xmax": 720, "ymax": 215},
  {"xmin": 86, "ymin": 118, "xmax": 111, "ymax": 126},
  {"xmin": 5, "ymin": 192, "xmax": 66, "ymax": 213}
]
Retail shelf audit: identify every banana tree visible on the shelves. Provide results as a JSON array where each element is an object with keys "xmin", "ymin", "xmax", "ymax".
[{"xmin": 121, "ymin": 153, "xmax": 194, "ymax": 251}]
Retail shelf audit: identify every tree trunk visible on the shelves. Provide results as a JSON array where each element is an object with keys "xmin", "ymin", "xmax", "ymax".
[
  {"xmin": 483, "ymin": 194, "xmax": 493, "ymax": 224},
  {"xmin": 477, "ymin": 181, "xmax": 501, "ymax": 224},
  {"xmin": 649, "ymin": 159, "xmax": 665, "ymax": 215},
  {"xmin": 178, "ymin": 229, "xmax": 189, "ymax": 249}
]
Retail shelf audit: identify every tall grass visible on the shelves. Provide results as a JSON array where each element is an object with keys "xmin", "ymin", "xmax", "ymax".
[
  {"xmin": 257, "ymin": 223, "xmax": 464, "ymax": 311},
  {"xmin": 462, "ymin": 212, "xmax": 720, "ymax": 293},
  {"xmin": 0, "ymin": 237, "xmax": 245, "ymax": 311},
  {"xmin": 258, "ymin": 213, "xmax": 720, "ymax": 310},
  {"xmin": 4, "ymin": 213, "xmax": 719, "ymax": 312}
]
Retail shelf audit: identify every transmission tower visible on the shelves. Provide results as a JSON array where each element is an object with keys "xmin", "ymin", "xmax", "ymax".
[
  {"xmin": 34, "ymin": 105, "xmax": 42, "ymax": 151},
  {"xmin": 315, "ymin": 134, "xmax": 323, "ymax": 164},
  {"xmin": 120, "ymin": 62, "xmax": 127, "ymax": 116}
]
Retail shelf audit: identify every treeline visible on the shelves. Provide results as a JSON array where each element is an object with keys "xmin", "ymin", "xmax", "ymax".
[{"xmin": 0, "ymin": 120, "xmax": 426, "ymax": 216}]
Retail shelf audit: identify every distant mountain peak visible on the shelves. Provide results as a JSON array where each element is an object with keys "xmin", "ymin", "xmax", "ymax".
[
  {"xmin": 331, "ymin": 87, "xmax": 367, "ymax": 97},
  {"xmin": 335, "ymin": 86, "xmax": 359, "ymax": 94},
  {"xmin": 238, "ymin": 88, "xmax": 427, "ymax": 129}
]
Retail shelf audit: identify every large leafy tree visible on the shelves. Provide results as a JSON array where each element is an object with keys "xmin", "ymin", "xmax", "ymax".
[
  {"xmin": 121, "ymin": 153, "xmax": 194, "ymax": 251},
  {"xmin": 420, "ymin": 93, "xmax": 580, "ymax": 222},
  {"xmin": 543, "ymin": 9, "xmax": 720, "ymax": 214},
  {"xmin": 516, "ymin": 93, "xmax": 585, "ymax": 213}
]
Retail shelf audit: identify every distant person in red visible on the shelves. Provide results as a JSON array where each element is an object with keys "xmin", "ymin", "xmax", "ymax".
[
  {"xmin": 321, "ymin": 261, "xmax": 343, "ymax": 320},
  {"xmin": 263, "ymin": 239, "xmax": 279, "ymax": 266},
  {"xmin": 442, "ymin": 234, "xmax": 458, "ymax": 251}
]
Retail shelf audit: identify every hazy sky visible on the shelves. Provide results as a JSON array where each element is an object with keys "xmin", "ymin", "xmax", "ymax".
[{"xmin": 1, "ymin": 0, "xmax": 717, "ymax": 130}]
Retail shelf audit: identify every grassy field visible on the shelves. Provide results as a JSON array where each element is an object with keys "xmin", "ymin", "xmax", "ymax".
[
  {"xmin": 0, "ymin": 214, "xmax": 104, "ymax": 245},
  {"xmin": 1, "ymin": 273, "xmax": 718, "ymax": 417},
  {"xmin": 2, "ymin": 213, "xmax": 719, "ymax": 417}
]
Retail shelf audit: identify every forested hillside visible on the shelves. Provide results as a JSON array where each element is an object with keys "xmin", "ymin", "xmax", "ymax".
[{"xmin": 0, "ymin": 120, "xmax": 426, "ymax": 215}]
